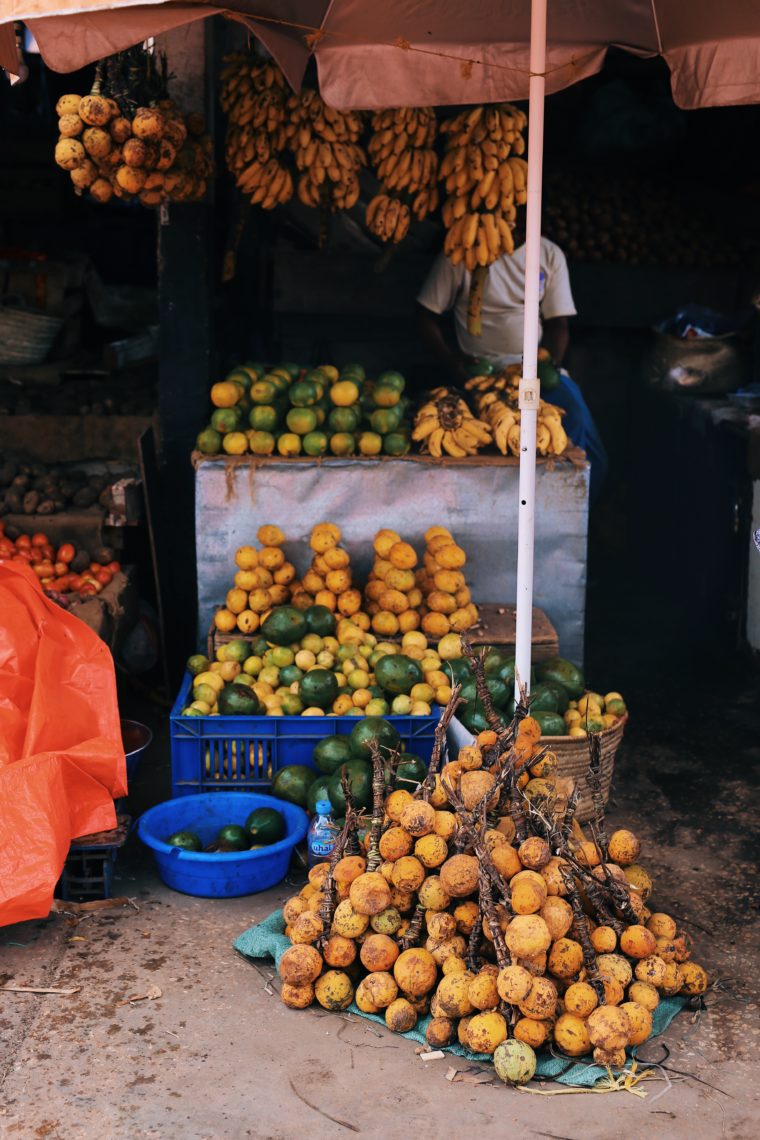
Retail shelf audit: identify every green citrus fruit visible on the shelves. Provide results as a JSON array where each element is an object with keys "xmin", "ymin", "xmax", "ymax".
[
  {"xmin": 383, "ymin": 431, "xmax": 410, "ymax": 456},
  {"xmin": 277, "ymin": 433, "xmax": 302, "ymax": 456},
  {"xmin": 370, "ymin": 407, "xmax": 402, "ymax": 434},
  {"xmin": 357, "ymin": 431, "xmax": 383, "ymax": 456},
  {"xmin": 196, "ymin": 427, "xmax": 222, "ymax": 454},
  {"xmin": 328, "ymin": 406, "xmax": 359, "ymax": 433},
  {"xmin": 329, "ymin": 432, "xmax": 356, "ymax": 456},
  {"xmin": 289, "ymin": 380, "xmax": 319, "ymax": 407},
  {"xmin": 210, "ymin": 407, "xmax": 241, "ymax": 434},
  {"xmin": 248, "ymin": 430, "xmax": 276, "ymax": 455},
  {"xmin": 249, "ymin": 405, "xmax": 279, "ymax": 432},
  {"xmin": 302, "ymin": 431, "xmax": 328, "ymax": 457},
  {"xmin": 250, "ymin": 379, "xmax": 277, "ymax": 405},
  {"xmin": 285, "ymin": 407, "xmax": 318, "ymax": 435}
]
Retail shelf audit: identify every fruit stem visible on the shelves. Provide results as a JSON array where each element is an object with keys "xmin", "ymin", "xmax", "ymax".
[{"xmin": 466, "ymin": 264, "xmax": 489, "ymax": 336}]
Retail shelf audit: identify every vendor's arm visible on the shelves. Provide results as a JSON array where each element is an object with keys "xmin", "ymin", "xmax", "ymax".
[
  {"xmin": 542, "ymin": 316, "xmax": 570, "ymax": 365},
  {"xmin": 416, "ymin": 304, "xmax": 470, "ymax": 384},
  {"xmin": 540, "ymin": 240, "xmax": 577, "ymax": 366},
  {"xmin": 416, "ymin": 254, "xmax": 469, "ymax": 384}
]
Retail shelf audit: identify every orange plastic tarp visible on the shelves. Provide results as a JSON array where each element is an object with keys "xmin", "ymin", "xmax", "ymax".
[{"xmin": 0, "ymin": 562, "xmax": 126, "ymax": 926}]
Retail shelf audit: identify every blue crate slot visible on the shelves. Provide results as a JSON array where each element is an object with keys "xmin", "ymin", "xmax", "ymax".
[{"xmin": 170, "ymin": 672, "xmax": 441, "ymax": 797}]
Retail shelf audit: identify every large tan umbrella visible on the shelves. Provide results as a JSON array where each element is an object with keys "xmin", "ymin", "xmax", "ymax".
[{"xmin": 4, "ymin": 1, "xmax": 760, "ymax": 110}]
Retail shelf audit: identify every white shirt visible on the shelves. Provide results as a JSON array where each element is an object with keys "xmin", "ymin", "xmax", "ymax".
[{"xmin": 417, "ymin": 239, "xmax": 576, "ymax": 367}]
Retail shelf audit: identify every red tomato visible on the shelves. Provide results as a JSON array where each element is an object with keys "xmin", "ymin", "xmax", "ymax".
[
  {"xmin": 94, "ymin": 569, "xmax": 113, "ymax": 587},
  {"xmin": 16, "ymin": 535, "xmax": 31, "ymax": 550},
  {"xmin": 0, "ymin": 540, "xmax": 14, "ymax": 558},
  {"xmin": 54, "ymin": 561, "xmax": 69, "ymax": 577},
  {"xmin": 78, "ymin": 582, "xmax": 99, "ymax": 597},
  {"xmin": 52, "ymin": 575, "xmax": 72, "ymax": 590},
  {"xmin": 89, "ymin": 562, "xmax": 102, "ymax": 574},
  {"xmin": 41, "ymin": 544, "xmax": 55, "ymax": 561},
  {"xmin": 31, "ymin": 532, "xmax": 49, "ymax": 547},
  {"xmin": 33, "ymin": 562, "xmax": 54, "ymax": 577},
  {"xmin": 57, "ymin": 543, "xmax": 75, "ymax": 564},
  {"xmin": 29, "ymin": 548, "xmax": 45, "ymax": 565},
  {"xmin": 12, "ymin": 550, "xmax": 32, "ymax": 562},
  {"xmin": 106, "ymin": 560, "xmax": 122, "ymax": 574}
]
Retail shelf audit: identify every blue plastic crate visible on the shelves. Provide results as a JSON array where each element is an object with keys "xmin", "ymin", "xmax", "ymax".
[{"xmin": 170, "ymin": 672, "xmax": 440, "ymax": 797}]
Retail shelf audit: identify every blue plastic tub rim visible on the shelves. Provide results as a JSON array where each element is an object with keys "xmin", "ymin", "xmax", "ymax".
[{"xmin": 137, "ymin": 793, "xmax": 308, "ymax": 863}]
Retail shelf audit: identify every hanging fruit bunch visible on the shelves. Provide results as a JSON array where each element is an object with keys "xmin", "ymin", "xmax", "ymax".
[
  {"xmin": 219, "ymin": 55, "xmax": 294, "ymax": 209},
  {"xmin": 438, "ymin": 105, "xmax": 528, "ymax": 334},
  {"xmin": 53, "ymin": 51, "xmax": 213, "ymax": 208},
  {"xmin": 286, "ymin": 89, "xmax": 365, "ymax": 225},
  {"xmin": 465, "ymin": 368, "xmax": 569, "ymax": 458},
  {"xmin": 412, "ymin": 387, "xmax": 492, "ymax": 458},
  {"xmin": 365, "ymin": 107, "xmax": 440, "ymax": 245}
]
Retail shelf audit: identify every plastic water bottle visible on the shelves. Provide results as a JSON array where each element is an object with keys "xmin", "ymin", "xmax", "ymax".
[{"xmin": 307, "ymin": 800, "xmax": 338, "ymax": 868}]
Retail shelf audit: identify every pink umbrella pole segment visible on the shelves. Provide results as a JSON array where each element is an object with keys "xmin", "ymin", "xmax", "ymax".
[{"xmin": 515, "ymin": 0, "xmax": 547, "ymax": 702}]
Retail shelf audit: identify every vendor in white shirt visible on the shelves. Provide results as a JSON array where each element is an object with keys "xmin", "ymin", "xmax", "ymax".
[
  {"xmin": 416, "ymin": 236, "xmax": 575, "ymax": 378},
  {"xmin": 415, "ymin": 236, "xmax": 607, "ymax": 498}
]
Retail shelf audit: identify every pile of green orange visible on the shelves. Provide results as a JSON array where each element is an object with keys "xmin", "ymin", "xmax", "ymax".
[{"xmin": 195, "ymin": 361, "xmax": 413, "ymax": 458}]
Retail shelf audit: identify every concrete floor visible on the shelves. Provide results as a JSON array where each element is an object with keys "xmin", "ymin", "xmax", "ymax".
[{"xmin": 2, "ymin": 661, "xmax": 759, "ymax": 1140}]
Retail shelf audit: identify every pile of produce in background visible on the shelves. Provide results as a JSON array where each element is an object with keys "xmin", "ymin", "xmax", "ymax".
[
  {"xmin": 0, "ymin": 457, "xmax": 127, "ymax": 517},
  {"xmin": 0, "ymin": 523, "xmax": 120, "ymax": 598}
]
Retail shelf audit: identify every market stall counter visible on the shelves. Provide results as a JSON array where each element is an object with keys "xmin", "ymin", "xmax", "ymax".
[{"xmin": 194, "ymin": 450, "xmax": 589, "ymax": 664}]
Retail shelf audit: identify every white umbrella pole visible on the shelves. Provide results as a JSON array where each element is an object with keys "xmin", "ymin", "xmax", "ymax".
[{"xmin": 515, "ymin": 0, "xmax": 547, "ymax": 702}]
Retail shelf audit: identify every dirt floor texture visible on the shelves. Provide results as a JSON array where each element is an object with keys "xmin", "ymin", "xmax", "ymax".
[{"xmin": 2, "ymin": 565, "xmax": 760, "ymax": 1140}]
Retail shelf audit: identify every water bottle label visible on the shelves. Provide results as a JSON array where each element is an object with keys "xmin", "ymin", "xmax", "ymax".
[{"xmin": 311, "ymin": 839, "xmax": 335, "ymax": 856}]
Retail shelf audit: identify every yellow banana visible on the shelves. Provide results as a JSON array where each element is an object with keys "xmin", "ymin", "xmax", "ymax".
[
  {"xmin": 427, "ymin": 427, "xmax": 445, "ymax": 458},
  {"xmin": 412, "ymin": 415, "xmax": 441, "ymax": 441},
  {"xmin": 536, "ymin": 422, "xmax": 551, "ymax": 455},
  {"xmin": 442, "ymin": 430, "xmax": 468, "ymax": 458},
  {"xmin": 463, "ymin": 212, "xmax": 479, "ymax": 250}
]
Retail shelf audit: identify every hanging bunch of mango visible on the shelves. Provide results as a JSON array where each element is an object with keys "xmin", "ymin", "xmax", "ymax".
[
  {"xmin": 53, "ymin": 49, "xmax": 213, "ymax": 208},
  {"xmin": 365, "ymin": 107, "xmax": 440, "ymax": 245},
  {"xmin": 438, "ymin": 105, "xmax": 528, "ymax": 334}
]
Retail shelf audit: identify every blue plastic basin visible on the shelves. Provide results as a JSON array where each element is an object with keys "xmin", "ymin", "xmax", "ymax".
[{"xmin": 137, "ymin": 792, "xmax": 307, "ymax": 898}]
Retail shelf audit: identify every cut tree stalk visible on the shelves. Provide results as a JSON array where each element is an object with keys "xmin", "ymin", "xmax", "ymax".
[{"xmin": 467, "ymin": 265, "xmax": 489, "ymax": 336}]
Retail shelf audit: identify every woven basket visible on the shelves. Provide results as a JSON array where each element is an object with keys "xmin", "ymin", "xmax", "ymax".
[
  {"xmin": 0, "ymin": 295, "xmax": 63, "ymax": 365},
  {"xmin": 545, "ymin": 715, "xmax": 628, "ymax": 823}
]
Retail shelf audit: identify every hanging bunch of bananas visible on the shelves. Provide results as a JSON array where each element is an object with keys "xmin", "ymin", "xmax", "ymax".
[
  {"xmin": 412, "ymin": 387, "xmax": 492, "ymax": 458},
  {"xmin": 466, "ymin": 371, "xmax": 569, "ymax": 457},
  {"xmin": 365, "ymin": 107, "xmax": 440, "ymax": 243},
  {"xmin": 219, "ymin": 55, "xmax": 293, "ymax": 208},
  {"xmin": 283, "ymin": 89, "xmax": 364, "ymax": 212},
  {"xmin": 437, "ymin": 103, "xmax": 528, "ymax": 273}
]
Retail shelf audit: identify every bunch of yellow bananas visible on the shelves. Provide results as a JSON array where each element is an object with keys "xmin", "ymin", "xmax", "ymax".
[
  {"xmin": 365, "ymin": 107, "xmax": 440, "ymax": 241},
  {"xmin": 286, "ymin": 89, "xmax": 365, "ymax": 211},
  {"xmin": 438, "ymin": 104, "xmax": 528, "ymax": 272},
  {"xmin": 220, "ymin": 55, "xmax": 293, "ymax": 209},
  {"xmin": 466, "ymin": 375, "xmax": 569, "ymax": 457},
  {"xmin": 412, "ymin": 387, "xmax": 492, "ymax": 458}
]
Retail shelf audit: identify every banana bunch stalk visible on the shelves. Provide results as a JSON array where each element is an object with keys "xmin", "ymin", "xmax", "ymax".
[
  {"xmin": 412, "ymin": 387, "xmax": 492, "ymax": 458},
  {"xmin": 467, "ymin": 376, "xmax": 569, "ymax": 457},
  {"xmin": 365, "ymin": 107, "xmax": 440, "ymax": 243},
  {"xmin": 220, "ymin": 55, "xmax": 294, "ymax": 209},
  {"xmin": 285, "ymin": 89, "xmax": 365, "ymax": 214},
  {"xmin": 438, "ymin": 104, "xmax": 528, "ymax": 334}
]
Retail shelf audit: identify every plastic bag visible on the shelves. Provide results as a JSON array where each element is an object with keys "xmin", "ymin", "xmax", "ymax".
[{"xmin": 0, "ymin": 562, "xmax": 127, "ymax": 926}]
